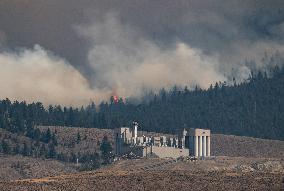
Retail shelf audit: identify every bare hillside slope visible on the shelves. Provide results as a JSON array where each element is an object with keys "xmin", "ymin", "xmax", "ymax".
[
  {"xmin": 1, "ymin": 157, "xmax": 283, "ymax": 191},
  {"xmin": 212, "ymin": 134, "xmax": 284, "ymax": 158},
  {"xmin": 0, "ymin": 154, "xmax": 77, "ymax": 181},
  {"xmin": 38, "ymin": 126, "xmax": 284, "ymax": 158}
]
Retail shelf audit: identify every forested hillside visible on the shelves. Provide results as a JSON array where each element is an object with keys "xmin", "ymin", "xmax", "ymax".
[{"xmin": 0, "ymin": 66, "xmax": 283, "ymax": 140}]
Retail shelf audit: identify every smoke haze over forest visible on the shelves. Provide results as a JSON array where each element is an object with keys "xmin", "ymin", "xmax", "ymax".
[{"xmin": 0, "ymin": 0, "xmax": 284, "ymax": 105}]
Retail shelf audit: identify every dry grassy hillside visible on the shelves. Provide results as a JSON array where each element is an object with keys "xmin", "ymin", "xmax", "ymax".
[
  {"xmin": 1, "ymin": 157, "xmax": 283, "ymax": 191},
  {"xmin": 0, "ymin": 154, "xmax": 77, "ymax": 181},
  {"xmin": 38, "ymin": 126, "xmax": 113, "ymax": 156},
  {"xmin": 212, "ymin": 134, "xmax": 284, "ymax": 158},
  {"xmin": 0, "ymin": 126, "xmax": 114, "ymax": 181},
  {"xmin": 0, "ymin": 128, "xmax": 35, "ymax": 151},
  {"xmin": 38, "ymin": 126, "xmax": 284, "ymax": 158},
  {"xmin": 1, "ymin": 126, "xmax": 284, "ymax": 183}
]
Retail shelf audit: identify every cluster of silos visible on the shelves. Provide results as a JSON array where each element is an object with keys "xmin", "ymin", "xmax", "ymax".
[
  {"xmin": 114, "ymin": 124, "xmax": 211, "ymax": 158},
  {"xmin": 181, "ymin": 128, "xmax": 211, "ymax": 157}
]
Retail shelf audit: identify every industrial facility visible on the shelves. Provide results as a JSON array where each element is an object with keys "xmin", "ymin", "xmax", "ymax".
[{"xmin": 114, "ymin": 122, "xmax": 211, "ymax": 159}]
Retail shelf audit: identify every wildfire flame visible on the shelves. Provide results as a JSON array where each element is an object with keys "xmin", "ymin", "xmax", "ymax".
[{"xmin": 113, "ymin": 95, "xmax": 119, "ymax": 103}]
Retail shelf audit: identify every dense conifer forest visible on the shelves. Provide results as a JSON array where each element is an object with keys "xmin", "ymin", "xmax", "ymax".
[{"xmin": 0, "ymin": 66, "xmax": 283, "ymax": 140}]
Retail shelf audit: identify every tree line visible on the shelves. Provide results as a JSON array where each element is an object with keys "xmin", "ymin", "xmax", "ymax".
[{"xmin": 0, "ymin": 66, "xmax": 283, "ymax": 140}]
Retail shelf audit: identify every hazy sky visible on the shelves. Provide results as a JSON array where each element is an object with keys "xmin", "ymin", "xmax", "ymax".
[{"xmin": 0, "ymin": 0, "xmax": 284, "ymax": 105}]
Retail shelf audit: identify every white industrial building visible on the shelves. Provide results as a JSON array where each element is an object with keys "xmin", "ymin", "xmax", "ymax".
[{"xmin": 114, "ymin": 122, "xmax": 211, "ymax": 159}]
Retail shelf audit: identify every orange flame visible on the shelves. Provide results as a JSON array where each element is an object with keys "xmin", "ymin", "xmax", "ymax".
[{"xmin": 113, "ymin": 95, "xmax": 119, "ymax": 103}]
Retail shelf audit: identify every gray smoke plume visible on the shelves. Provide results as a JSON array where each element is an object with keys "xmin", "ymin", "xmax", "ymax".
[
  {"xmin": 0, "ymin": 1, "xmax": 284, "ymax": 105},
  {"xmin": 76, "ymin": 14, "xmax": 227, "ymax": 99},
  {"xmin": 0, "ymin": 45, "xmax": 108, "ymax": 106}
]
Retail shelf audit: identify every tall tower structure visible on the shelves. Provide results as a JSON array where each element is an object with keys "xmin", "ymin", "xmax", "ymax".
[{"xmin": 132, "ymin": 121, "xmax": 138, "ymax": 144}]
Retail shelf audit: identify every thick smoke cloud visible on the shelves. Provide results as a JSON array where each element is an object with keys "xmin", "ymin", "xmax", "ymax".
[
  {"xmin": 77, "ymin": 13, "xmax": 284, "ymax": 98},
  {"xmin": 77, "ymin": 14, "xmax": 226, "ymax": 98},
  {"xmin": 0, "ymin": 14, "xmax": 229, "ymax": 105},
  {"xmin": 0, "ymin": 0, "xmax": 284, "ymax": 105},
  {"xmin": 0, "ymin": 45, "xmax": 109, "ymax": 106}
]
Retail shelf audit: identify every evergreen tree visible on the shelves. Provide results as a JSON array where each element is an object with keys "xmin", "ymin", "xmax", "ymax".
[
  {"xmin": 21, "ymin": 143, "xmax": 30, "ymax": 156},
  {"xmin": 47, "ymin": 143, "xmax": 56, "ymax": 158},
  {"xmin": 1, "ymin": 140, "xmax": 10, "ymax": 154},
  {"xmin": 51, "ymin": 133, "xmax": 58, "ymax": 146},
  {"xmin": 39, "ymin": 144, "xmax": 47, "ymax": 157},
  {"xmin": 76, "ymin": 131, "xmax": 81, "ymax": 144},
  {"xmin": 100, "ymin": 136, "xmax": 112, "ymax": 164},
  {"xmin": 13, "ymin": 143, "xmax": 20, "ymax": 154},
  {"xmin": 41, "ymin": 128, "xmax": 52, "ymax": 143}
]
